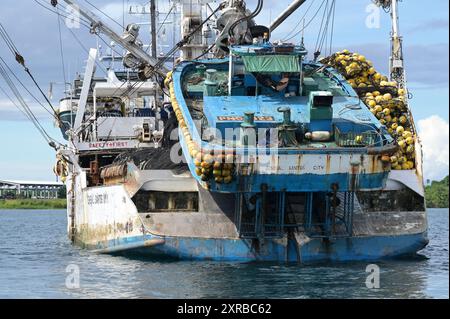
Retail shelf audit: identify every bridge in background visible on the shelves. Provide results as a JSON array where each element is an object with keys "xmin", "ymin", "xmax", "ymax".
[{"xmin": 0, "ymin": 180, "xmax": 64, "ymax": 199}]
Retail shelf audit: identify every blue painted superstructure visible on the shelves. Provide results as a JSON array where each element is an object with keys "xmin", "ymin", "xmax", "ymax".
[{"xmin": 168, "ymin": 43, "xmax": 396, "ymax": 195}]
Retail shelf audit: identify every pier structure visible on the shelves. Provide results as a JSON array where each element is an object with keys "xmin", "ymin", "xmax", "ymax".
[{"xmin": 0, "ymin": 180, "xmax": 64, "ymax": 199}]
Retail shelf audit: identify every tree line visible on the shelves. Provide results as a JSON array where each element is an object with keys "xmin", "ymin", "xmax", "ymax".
[{"xmin": 425, "ymin": 176, "xmax": 449, "ymax": 208}]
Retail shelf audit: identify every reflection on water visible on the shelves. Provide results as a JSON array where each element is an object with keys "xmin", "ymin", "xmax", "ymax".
[{"xmin": 0, "ymin": 209, "xmax": 448, "ymax": 299}]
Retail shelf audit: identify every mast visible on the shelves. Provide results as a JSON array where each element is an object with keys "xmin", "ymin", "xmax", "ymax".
[
  {"xmin": 389, "ymin": 0, "xmax": 407, "ymax": 89},
  {"xmin": 374, "ymin": 0, "xmax": 421, "ymax": 174},
  {"xmin": 179, "ymin": 0, "xmax": 210, "ymax": 60},
  {"xmin": 372, "ymin": 0, "xmax": 407, "ymax": 89},
  {"xmin": 150, "ymin": 0, "xmax": 157, "ymax": 58}
]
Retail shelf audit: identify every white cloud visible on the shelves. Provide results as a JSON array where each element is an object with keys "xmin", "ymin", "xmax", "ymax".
[
  {"xmin": 0, "ymin": 98, "xmax": 52, "ymax": 121},
  {"xmin": 418, "ymin": 115, "xmax": 449, "ymax": 181}
]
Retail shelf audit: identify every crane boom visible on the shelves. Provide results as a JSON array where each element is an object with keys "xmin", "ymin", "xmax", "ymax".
[
  {"xmin": 270, "ymin": 0, "xmax": 307, "ymax": 32},
  {"xmin": 62, "ymin": 0, "xmax": 169, "ymax": 78}
]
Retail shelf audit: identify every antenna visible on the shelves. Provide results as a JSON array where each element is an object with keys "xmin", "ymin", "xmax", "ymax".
[{"xmin": 301, "ymin": 19, "xmax": 305, "ymax": 46}]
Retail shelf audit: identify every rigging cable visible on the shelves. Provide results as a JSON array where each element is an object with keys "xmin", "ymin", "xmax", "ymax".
[
  {"xmin": 46, "ymin": 2, "xmax": 109, "ymax": 75},
  {"xmin": 0, "ymin": 56, "xmax": 56, "ymax": 119},
  {"xmin": 34, "ymin": 0, "xmax": 93, "ymax": 29},
  {"xmin": 314, "ymin": 0, "xmax": 329, "ymax": 54},
  {"xmin": 59, "ymin": 16, "xmax": 108, "ymax": 75},
  {"xmin": 157, "ymin": 2, "xmax": 176, "ymax": 35},
  {"xmin": 283, "ymin": 0, "xmax": 327, "ymax": 42},
  {"xmin": 154, "ymin": 3, "xmax": 222, "ymax": 69},
  {"xmin": 314, "ymin": 0, "xmax": 336, "ymax": 60},
  {"xmin": 124, "ymin": 4, "xmax": 223, "ymax": 99},
  {"xmin": 0, "ymin": 21, "xmax": 61, "ymax": 119},
  {"xmin": 0, "ymin": 84, "xmax": 31, "ymax": 120},
  {"xmin": 83, "ymin": 0, "xmax": 125, "ymax": 30},
  {"xmin": 56, "ymin": 6, "xmax": 68, "ymax": 87},
  {"xmin": 0, "ymin": 24, "xmax": 20, "ymax": 57},
  {"xmin": 329, "ymin": 0, "xmax": 336, "ymax": 56},
  {"xmin": 193, "ymin": 43, "xmax": 216, "ymax": 60},
  {"xmin": 96, "ymin": 33, "xmax": 126, "ymax": 59},
  {"xmin": 0, "ymin": 62, "xmax": 57, "ymax": 146},
  {"xmin": 282, "ymin": 0, "xmax": 317, "ymax": 41},
  {"xmin": 43, "ymin": 1, "xmax": 118, "ymax": 78},
  {"xmin": 228, "ymin": 0, "xmax": 263, "ymax": 40},
  {"xmin": 320, "ymin": 0, "xmax": 336, "ymax": 53}
]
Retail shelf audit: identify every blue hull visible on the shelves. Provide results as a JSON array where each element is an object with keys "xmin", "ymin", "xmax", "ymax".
[{"xmin": 90, "ymin": 232, "xmax": 429, "ymax": 262}]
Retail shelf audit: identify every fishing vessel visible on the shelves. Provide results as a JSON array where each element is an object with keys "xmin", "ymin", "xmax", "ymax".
[{"xmin": 46, "ymin": 0, "xmax": 428, "ymax": 261}]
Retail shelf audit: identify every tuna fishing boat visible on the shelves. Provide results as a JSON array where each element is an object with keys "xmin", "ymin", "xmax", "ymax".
[{"xmin": 43, "ymin": 0, "xmax": 427, "ymax": 261}]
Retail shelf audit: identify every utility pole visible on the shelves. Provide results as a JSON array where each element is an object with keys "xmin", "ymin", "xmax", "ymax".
[{"xmin": 150, "ymin": 0, "xmax": 158, "ymax": 58}]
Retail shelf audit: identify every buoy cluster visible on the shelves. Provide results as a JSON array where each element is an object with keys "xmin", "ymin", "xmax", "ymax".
[
  {"xmin": 165, "ymin": 72, "xmax": 236, "ymax": 185},
  {"xmin": 194, "ymin": 152, "xmax": 235, "ymax": 184},
  {"xmin": 322, "ymin": 50, "xmax": 417, "ymax": 170},
  {"xmin": 363, "ymin": 91, "xmax": 416, "ymax": 170},
  {"xmin": 321, "ymin": 50, "xmax": 392, "ymax": 90}
]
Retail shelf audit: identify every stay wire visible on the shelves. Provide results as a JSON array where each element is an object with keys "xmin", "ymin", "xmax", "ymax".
[
  {"xmin": 33, "ymin": 0, "xmax": 93, "ymax": 29},
  {"xmin": 84, "ymin": 0, "xmax": 125, "ymax": 30},
  {"xmin": 282, "ymin": 0, "xmax": 317, "ymax": 41},
  {"xmin": 0, "ymin": 83, "xmax": 31, "ymax": 120},
  {"xmin": 229, "ymin": 0, "xmax": 263, "ymax": 39},
  {"xmin": 283, "ymin": 0, "xmax": 327, "ymax": 42},
  {"xmin": 157, "ymin": 3, "xmax": 176, "ymax": 36},
  {"xmin": 126, "ymin": 3, "xmax": 222, "ymax": 98},
  {"xmin": 57, "ymin": 6, "xmax": 68, "ymax": 87},
  {"xmin": 0, "ymin": 24, "xmax": 19, "ymax": 56},
  {"xmin": 329, "ymin": 0, "xmax": 336, "ymax": 56},
  {"xmin": 318, "ymin": 0, "xmax": 336, "ymax": 54},
  {"xmin": 314, "ymin": 0, "xmax": 329, "ymax": 53},
  {"xmin": 63, "ymin": 17, "xmax": 108, "ymax": 75},
  {"xmin": 0, "ymin": 56, "xmax": 56, "ymax": 119},
  {"xmin": 0, "ymin": 63, "xmax": 55, "ymax": 144},
  {"xmin": 1, "ymin": 9, "xmax": 67, "ymax": 119}
]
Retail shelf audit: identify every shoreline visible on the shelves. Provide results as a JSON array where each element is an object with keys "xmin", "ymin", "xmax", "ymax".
[
  {"xmin": 0, "ymin": 199, "xmax": 67, "ymax": 210},
  {"xmin": 0, "ymin": 199, "xmax": 447, "ymax": 211}
]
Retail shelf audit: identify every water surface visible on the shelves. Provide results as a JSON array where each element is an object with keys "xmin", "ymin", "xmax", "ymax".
[{"xmin": 0, "ymin": 208, "xmax": 448, "ymax": 299}]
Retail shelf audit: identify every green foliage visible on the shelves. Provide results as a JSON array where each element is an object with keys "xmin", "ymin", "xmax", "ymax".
[
  {"xmin": 425, "ymin": 176, "xmax": 449, "ymax": 208},
  {"xmin": 0, "ymin": 199, "xmax": 67, "ymax": 210},
  {"xmin": 58, "ymin": 185, "xmax": 67, "ymax": 199}
]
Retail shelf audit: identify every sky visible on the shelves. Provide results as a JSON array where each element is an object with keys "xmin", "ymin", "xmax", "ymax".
[{"xmin": 0, "ymin": 0, "xmax": 448, "ymax": 182}]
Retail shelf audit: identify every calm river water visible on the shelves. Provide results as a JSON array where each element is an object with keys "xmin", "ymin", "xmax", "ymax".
[{"xmin": 0, "ymin": 208, "xmax": 448, "ymax": 299}]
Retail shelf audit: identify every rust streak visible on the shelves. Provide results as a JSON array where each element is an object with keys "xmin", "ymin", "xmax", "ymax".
[
  {"xmin": 297, "ymin": 154, "xmax": 303, "ymax": 174},
  {"xmin": 326, "ymin": 155, "xmax": 331, "ymax": 174},
  {"xmin": 370, "ymin": 155, "xmax": 377, "ymax": 174}
]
